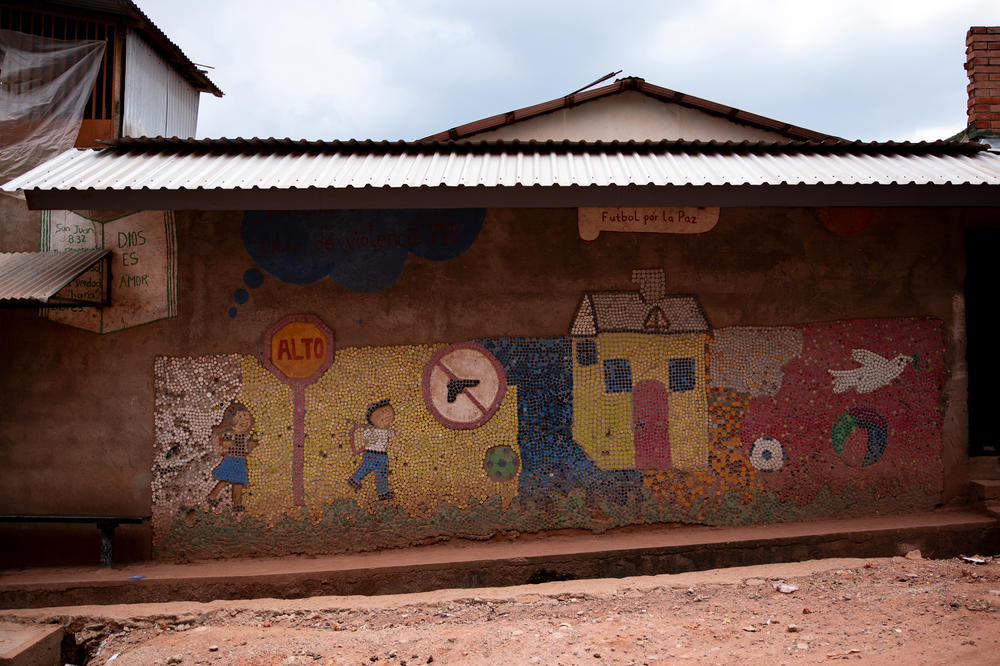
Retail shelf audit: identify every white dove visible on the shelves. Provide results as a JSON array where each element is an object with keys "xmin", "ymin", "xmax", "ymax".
[{"xmin": 828, "ymin": 349, "xmax": 912, "ymax": 394}]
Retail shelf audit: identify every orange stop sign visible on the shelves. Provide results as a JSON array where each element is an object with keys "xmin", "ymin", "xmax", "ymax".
[{"xmin": 269, "ymin": 320, "xmax": 331, "ymax": 380}]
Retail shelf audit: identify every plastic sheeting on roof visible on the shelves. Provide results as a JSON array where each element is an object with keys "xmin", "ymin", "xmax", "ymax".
[{"xmin": 0, "ymin": 29, "xmax": 105, "ymax": 183}]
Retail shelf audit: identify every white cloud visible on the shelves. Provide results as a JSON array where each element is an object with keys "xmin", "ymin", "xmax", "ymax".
[
  {"xmin": 138, "ymin": 0, "xmax": 1000, "ymax": 141},
  {"xmin": 169, "ymin": 0, "xmax": 511, "ymax": 139},
  {"xmin": 645, "ymin": 0, "xmax": 994, "ymax": 63}
]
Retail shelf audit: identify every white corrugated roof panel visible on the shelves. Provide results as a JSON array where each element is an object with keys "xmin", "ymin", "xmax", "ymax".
[
  {"xmin": 0, "ymin": 249, "xmax": 109, "ymax": 304},
  {"xmin": 6, "ymin": 142, "xmax": 999, "ymax": 191},
  {"xmin": 4, "ymin": 139, "xmax": 999, "ymax": 210}
]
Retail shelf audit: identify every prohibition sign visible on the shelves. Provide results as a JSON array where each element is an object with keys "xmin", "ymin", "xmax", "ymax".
[{"xmin": 422, "ymin": 342, "xmax": 507, "ymax": 430}]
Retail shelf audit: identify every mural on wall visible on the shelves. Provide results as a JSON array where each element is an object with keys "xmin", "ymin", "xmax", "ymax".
[
  {"xmin": 347, "ymin": 399, "xmax": 398, "ymax": 501},
  {"xmin": 578, "ymin": 207, "xmax": 719, "ymax": 241},
  {"xmin": 152, "ymin": 268, "xmax": 945, "ymax": 559},
  {"xmin": 734, "ymin": 318, "xmax": 943, "ymax": 507},
  {"xmin": 228, "ymin": 209, "xmax": 485, "ymax": 317},
  {"xmin": 207, "ymin": 402, "xmax": 259, "ymax": 512},
  {"xmin": 261, "ymin": 314, "xmax": 335, "ymax": 506},
  {"xmin": 40, "ymin": 210, "xmax": 178, "ymax": 333},
  {"xmin": 568, "ymin": 269, "xmax": 710, "ymax": 473},
  {"xmin": 422, "ymin": 342, "xmax": 507, "ymax": 430},
  {"xmin": 228, "ymin": 267, "xmax": 265, "ymax": 319}
]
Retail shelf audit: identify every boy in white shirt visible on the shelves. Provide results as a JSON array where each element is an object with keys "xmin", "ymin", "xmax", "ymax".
[{"xmin": 347, "ymin": 399, "xmax": 396, "ymax": 500}]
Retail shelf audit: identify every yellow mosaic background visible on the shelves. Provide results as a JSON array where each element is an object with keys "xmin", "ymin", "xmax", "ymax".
[
  {"xmin": 234, "ymin": 345, "xmax": 519, "ymax": 526},
  {"xmin": 572, "ymin": 332, "xmax": 709, "ymax": 472}
]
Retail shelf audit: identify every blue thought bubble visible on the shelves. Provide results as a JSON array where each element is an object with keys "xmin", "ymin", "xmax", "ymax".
[
  {"xmin": 241, "ymin": 209, "xmax": 485, "ymax": 293},
  {"xmin": 243, "ymin": 268, "xmax": 264, "ymax": 289}
]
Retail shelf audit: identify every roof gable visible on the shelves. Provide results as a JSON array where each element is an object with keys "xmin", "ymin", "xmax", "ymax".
[
  {"xmin": 423, "ymin": 77, "xmax": 836, "ymax": 144},
  {"xmin": 570, "ymin": 292, "xmax": 710, "ymax": 336},
  {"xmin": 570, "ymin": 269, "xmax": 711, "ymax": 337}
]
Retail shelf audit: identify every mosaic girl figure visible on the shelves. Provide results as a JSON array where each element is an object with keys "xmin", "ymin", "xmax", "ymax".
[
  {"xmin": 347, "ymin": 399, "xmax": 396, "ymax": 501},
  {"xmin": 207, "ymin": 402, "xmax": 259, "ymax": 512}
]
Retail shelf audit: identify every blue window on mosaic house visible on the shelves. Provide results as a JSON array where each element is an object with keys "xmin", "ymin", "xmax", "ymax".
[
  {"xmin": 603, "ymin": 358, "xmax": 633, "ymax": 393},
  {"xmin": 669, "ymin": 357, "xmax": 696, "ymax": 392},
  {"xmin": 576, "ymin": 339, "xmax": 597, "ymax": 366}
]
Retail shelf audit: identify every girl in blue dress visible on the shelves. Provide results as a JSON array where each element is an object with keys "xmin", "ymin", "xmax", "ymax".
[{"xmin": 207, "ymin": 402, "xmax": 259, "ymax": 512}]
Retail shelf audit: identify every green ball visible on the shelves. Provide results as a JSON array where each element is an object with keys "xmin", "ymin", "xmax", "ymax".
[{"xmin": 483, "ymin": 445, "xmax": 519, "ymax": 482}]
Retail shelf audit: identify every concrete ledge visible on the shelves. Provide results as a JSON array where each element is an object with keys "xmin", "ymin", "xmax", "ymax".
[
  {"xmin": 0, "ymin": 621, "xmax": 62, "ymax": 666},
  {"xmin": 971, "ymin": 479, "xmax": 1000, "ymax": 501},
  {"xmin": 0, "ymin": 509, "xmax": 997, "ymax": 610}
]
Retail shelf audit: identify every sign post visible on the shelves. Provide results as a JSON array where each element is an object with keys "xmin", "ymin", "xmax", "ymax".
[{"xmin": 262, "ymin": 314, "xmax": 335, "ymax": 506}]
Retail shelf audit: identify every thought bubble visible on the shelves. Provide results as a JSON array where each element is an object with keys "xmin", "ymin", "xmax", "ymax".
[
  {"xmin": 227, "ymin": 267, "xmax": 267, "ymax": 318},
  {"xmin": 242, "ymin": 209, "xmax": 485, "ymax": 292}
]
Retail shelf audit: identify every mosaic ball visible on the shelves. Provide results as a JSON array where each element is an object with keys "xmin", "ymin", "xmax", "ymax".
[
  {"xmin": 749, "ymin": 436, "xmax": 784, "ymax": 472},
  {"xmin": 483, "ymin": 445, "xmax": 519, "ymax": 482}
]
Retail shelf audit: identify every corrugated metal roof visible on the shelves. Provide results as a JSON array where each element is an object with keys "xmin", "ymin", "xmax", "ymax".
[
  {"xmin": 422, "ymin": 77, "xmax": 838, "ymax": 143},
  {"xmin": 0, "ymin": 249, "xmax": 109, "ymax": 304},
  {"xmin": 3, "ymin": 138, "xmax": 999, "ymax": 210}
]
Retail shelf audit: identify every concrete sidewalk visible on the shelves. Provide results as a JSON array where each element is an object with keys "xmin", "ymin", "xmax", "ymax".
[{"xmin": 1, "ymin": 508, "xmax": 997, "ymax": 610}]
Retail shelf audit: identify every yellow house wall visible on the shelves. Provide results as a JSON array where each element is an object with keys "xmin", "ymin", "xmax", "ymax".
[
  {"xmin": 572, "ymin": 332, "xmax": 709, "ymax": 471},
  {"xmin": 572, "ymin": 342, "xmax": 634, "ymax": 469}
]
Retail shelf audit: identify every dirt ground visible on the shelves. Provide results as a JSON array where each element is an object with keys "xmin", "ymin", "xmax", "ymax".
[{"xmin": 5, "ymin": 553, "xmax": 999, "ymax": 665}]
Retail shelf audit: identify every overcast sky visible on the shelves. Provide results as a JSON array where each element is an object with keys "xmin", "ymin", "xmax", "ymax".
[{"xmin": 139, "ymin": 0, "xmax": 1000, "ymax": 142}]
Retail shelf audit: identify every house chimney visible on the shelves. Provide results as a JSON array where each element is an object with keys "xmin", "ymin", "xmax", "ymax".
[
  {"xmin": 632, "ymin": 268, "xmax": 665, "ymax": 303},
  {"xmin": 966, "ymin": 27, "xmax": 1000, "ymax": 147}
]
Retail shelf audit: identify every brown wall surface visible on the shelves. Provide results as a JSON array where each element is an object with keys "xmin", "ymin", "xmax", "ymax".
[{"xmin": 0, "ymin": 202, "xmax": 995, "ymax": 565}]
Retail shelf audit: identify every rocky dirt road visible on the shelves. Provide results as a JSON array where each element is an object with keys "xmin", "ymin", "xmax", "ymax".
[{"xmin": 4, "ymin": 553, "xmax": 998, "ymax": 665}]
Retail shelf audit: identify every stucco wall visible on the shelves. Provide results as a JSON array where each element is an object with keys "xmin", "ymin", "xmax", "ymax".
[
  {"xmin": 0, "ymin": 202, "xmax": 992, "ymax": 564},
  {"xmin": 465, "ymin": 91, "xmax": 795, "ymax": 142}
]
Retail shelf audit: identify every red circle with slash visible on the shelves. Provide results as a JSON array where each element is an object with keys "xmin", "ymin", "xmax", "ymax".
[{"xmin": 422, "ymin": 342, "xmax": 507, "ymax": 430}]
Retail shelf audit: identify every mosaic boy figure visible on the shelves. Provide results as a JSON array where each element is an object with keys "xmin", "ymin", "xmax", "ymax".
[
  {"xmin": 348, "ymin": 398, "xmax": 396, "ymax": 500},
  {"xmin": 208, "ymin": 402, "xmax": 259, "ymax": 512}
]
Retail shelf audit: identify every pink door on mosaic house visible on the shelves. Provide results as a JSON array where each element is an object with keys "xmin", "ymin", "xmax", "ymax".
[{"xmin": 633, "ymin": 379, "xmax": 671, "ymax": 470}]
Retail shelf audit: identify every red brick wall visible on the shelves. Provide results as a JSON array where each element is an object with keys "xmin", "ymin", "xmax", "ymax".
[{"xmin": 966, "ymin": 27, "xmax": 1000, "ymax": 136}]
